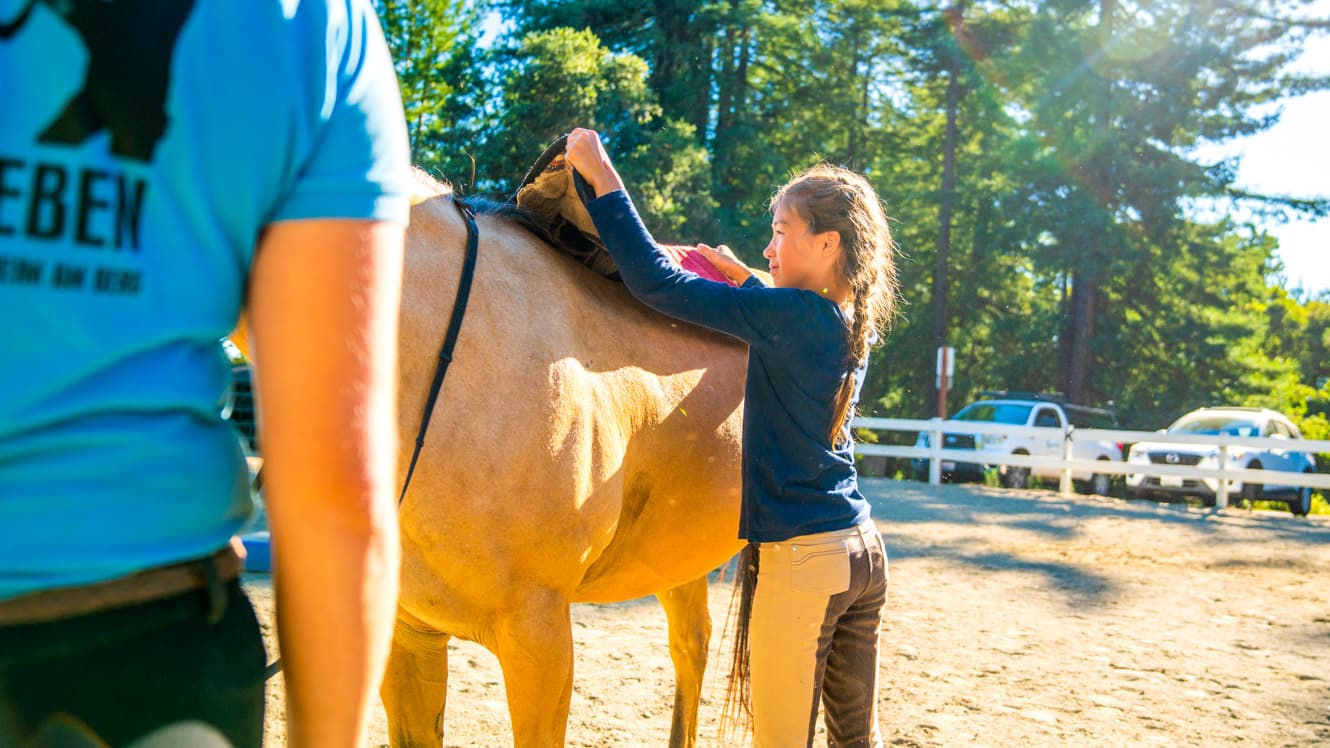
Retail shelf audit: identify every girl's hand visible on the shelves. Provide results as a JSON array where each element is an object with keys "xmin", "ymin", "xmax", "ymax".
[
  {"xmin": 565, "ymin": 128, "xmax": 626, "ymax": 198},
  {"xmin": 694, "ymin": 243, "xmax": 753, "ymax": 285}
]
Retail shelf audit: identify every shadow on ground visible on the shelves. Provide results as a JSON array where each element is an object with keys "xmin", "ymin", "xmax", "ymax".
[{"xmin": 861, "ymin": 477, "xmax": 1330, "ymax": 609}]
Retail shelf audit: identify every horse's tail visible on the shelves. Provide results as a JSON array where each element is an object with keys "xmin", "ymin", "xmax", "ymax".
[{"xmin": 719, "ymin": 542, "xmax": 759, "ymax": 741}]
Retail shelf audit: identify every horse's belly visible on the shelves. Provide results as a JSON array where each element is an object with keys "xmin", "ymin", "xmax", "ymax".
[{"xmin": 570, "ymin": 474, "xmax": 744, "ymax": 602}]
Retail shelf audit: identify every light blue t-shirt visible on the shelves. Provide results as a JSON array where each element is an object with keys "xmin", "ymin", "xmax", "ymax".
[{"xmin": 0, "ymin": 0, "xmax": 413, "ymax": 599}]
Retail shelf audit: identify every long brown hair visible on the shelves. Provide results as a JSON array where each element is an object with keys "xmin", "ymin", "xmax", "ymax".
[
  {"xmin": 773, "ymin": 164, "xmax": 899, "ymax": 445},
  {"xmin": 720, "ymin": 166, "xmax": 898, "ymax": 740}
]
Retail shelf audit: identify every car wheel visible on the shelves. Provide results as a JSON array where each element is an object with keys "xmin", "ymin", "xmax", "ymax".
[
  {"xmin": 1292, "ymin": 472, "xmax": 1313, "ymax": 517},
  {"xmin": 1240, "ymin": 461, "xmax": 1263, "ymax": 503},
  {"xmin": 1003, "ymin": 457, "xmax": 1031, "ymax": 490},
  {"xmin": 1090, "ymin": 470, "xmax": 1112, "ymax": 497}
]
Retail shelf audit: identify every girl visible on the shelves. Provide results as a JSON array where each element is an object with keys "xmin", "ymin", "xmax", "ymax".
[{"xmin": 566, "ymin": 128, "xmax": 898, "ymax": 747}]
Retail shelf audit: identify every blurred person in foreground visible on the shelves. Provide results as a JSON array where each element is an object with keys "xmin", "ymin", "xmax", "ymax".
[{"xmin": 0, "ymin": 1, "xmax": 411, "ymax": 745}]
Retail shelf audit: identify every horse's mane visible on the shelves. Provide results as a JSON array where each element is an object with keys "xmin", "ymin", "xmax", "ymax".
[
  {"xmin": 411, "ymin": 167, "xmax": 614, "ymax": 276},
  {"xmin": 464, "ymin": 195, "xmax": 571, "ymax": 252},
  {"xmin": 410, "ymin": 168, "xmax": 552, "ymax": 244}
]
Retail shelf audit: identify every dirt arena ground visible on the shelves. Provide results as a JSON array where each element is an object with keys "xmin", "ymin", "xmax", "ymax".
[{"xmin": 245, "ymin": 478, "xmax": 1330, "ymax": 746}]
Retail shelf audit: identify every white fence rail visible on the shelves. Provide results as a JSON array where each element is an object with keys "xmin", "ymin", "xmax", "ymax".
[{"xmin": 851, "ymin": 416, "xmax": 1330, "ymax": 510}]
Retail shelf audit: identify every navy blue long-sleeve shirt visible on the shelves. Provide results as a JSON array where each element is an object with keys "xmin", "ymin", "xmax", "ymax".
[{"xmin": 586, "ymin": 189, "xmax": 871, "ymax": 542}]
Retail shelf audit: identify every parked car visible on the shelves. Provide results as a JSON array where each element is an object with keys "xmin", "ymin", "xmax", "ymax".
[
  {"xmin": 222, "ymin": 360, "xmax": 259, "ymax": 455},
  {"xmin": 1125, "ymin": 407, "xmax": 1316, "ymax": 515},
  {"xmin": 911, "ymin": 392, "xmax": 1122, "ymax": 494}
]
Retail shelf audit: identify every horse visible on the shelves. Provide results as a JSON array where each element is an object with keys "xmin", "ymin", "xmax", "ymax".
[{"xmin": 379, "ymin": 176, "xmax": 748, "ymax": 747}]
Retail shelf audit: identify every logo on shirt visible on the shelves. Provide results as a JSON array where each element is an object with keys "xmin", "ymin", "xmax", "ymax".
[{"xmin": 2, "ymin": 0, "xmax": 197, "ymax": 162}]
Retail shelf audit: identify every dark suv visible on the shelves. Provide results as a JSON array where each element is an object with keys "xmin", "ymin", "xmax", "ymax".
[{"xmin": 222, "ymin": 362, "xmax": 259, "ymax": 455}]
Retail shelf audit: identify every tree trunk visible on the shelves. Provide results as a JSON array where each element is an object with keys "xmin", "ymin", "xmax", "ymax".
[
  {"xmin": 715, "ymin": 9, "xmax": 735, "ymax": 136},
  {"xmin": 1063, "ymin": 275, "xmax": 1099, "ymax": 403},
  {"xmin": 650, "ymin": 0, "xmax": 710, "ymax": 134},
  {"xmin": 714, "ymin": 7, "xmax": 751, "ymax": 217},
  {"xmin": 847, "ymin": 26, "xmax": 864, "ymax": 166},
  {"xmin": 1061, "ymin": 0, "xmax": 1115, "ymax": 405},
  {"xmin": 930, "ymin": 6, "xmax": 964, "ymax": 417},
  {"xmin": 690, "ymin": 35, "xmax": 714, "ymax": 135}
]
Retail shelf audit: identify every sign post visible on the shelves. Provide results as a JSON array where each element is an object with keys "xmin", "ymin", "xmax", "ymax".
[{"xmin": 935, "ymin": 346, "xmax": 955, "ymax": 419}]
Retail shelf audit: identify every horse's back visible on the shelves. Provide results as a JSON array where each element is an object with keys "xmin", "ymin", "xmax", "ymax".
[{"xmin": 395, "ymin": 197, "xmax": 745, "ymax": 636}]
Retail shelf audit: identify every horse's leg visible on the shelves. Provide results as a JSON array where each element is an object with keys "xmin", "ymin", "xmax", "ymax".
[
  {"xmin": 381, "ymin": 613, "xmax": 451, "ymax": 748},
  {"xmin": 657, "ymin": 574, "xmax": 712, "ymax": 748},
  {"xmin": 494, "ymin": 589, "xmax": 574, "ymax": 748}
]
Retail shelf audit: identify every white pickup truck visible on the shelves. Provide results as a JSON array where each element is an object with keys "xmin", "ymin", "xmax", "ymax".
[{"xmin": 911, "ymin": 392, "xmax": 1124, "ymax": 494}]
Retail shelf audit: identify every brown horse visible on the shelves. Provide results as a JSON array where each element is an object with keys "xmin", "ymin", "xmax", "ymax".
[{"xmin": 379, "ymin": 178, "xmax": 748, "ymax": 747}]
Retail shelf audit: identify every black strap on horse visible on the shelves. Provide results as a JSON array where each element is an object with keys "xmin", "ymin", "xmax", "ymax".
[
  {"xmin": 399, "ymin": 196, "xmax": 480, "ymax": 506},
  {"xmin": 262, "ymin": 196, "xmax": 479, "ymax": 683}
]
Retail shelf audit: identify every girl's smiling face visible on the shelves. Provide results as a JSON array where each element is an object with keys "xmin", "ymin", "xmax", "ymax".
[{"xmin": 763, "ymin": 198, "xmax": 837, "ymax": 292}]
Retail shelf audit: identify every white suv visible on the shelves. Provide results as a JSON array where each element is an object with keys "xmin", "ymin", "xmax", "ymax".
[
  {"xmin": 1125, "ymin": 407, "xmax": 1316, "ymax": 515},
  {"xmin": 912, "ymin": 393, "xmax": 1123, "ymax": 494}
]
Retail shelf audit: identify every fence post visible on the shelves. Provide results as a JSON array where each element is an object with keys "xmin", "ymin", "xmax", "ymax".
[
  {"xmin": 1059, "ymin": 425, "xmax": 1074, "ymax": 496},
  {"xmin": 1215, "ymin": 443, "xmax": 1229, "ymax": 509},
  {"xmin": 928, "ymin": 418, "xmax": 943, "ymax": 486}
]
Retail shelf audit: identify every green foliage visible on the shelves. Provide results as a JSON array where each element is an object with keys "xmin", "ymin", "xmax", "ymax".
[
  {"xmin": 373, "ymin": 0, "xmax": 480, "ymax": 168},
  {"xmin": 617, "ymin": 119, "xmax": 719, "ymax": 239},
  {"xmin": 368, "ymin": 0, "xmax": 1330, "ymax": 436},
  {"xmin": 472, "ymin": 26, "xmax": 659, "ymax": 192},
  {"xmin": 441, "ymin": 25, "xmax": 718, "ymax": 235},
  {"xmin": 1249, "ymin": 494, "xmax": 1328, "ymax": 516},
  {"xmin": 1311, "ymin": 492, "xmax": 1329, "ymax": 516}
]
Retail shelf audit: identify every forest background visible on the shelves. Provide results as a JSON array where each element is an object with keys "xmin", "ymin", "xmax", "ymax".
[{"xmin": 368, "ymin": 0, "xmax": 1329, "ymax": 448}]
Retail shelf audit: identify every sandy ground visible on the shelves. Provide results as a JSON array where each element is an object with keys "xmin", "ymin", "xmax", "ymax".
[{"xmin": 245, "ymin": 478, "xmax": 1330, "ymax": 747}]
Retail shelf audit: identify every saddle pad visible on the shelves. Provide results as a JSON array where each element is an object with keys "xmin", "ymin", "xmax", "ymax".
[{"xmin": 658, "ymin": 244, "xmax": 739, "ymax": 287}]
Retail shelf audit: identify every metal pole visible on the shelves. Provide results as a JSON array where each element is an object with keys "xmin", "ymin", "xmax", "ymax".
[{"xmin": 1059, "ymin": 425, "xmax": 1074, "ymax": 496}]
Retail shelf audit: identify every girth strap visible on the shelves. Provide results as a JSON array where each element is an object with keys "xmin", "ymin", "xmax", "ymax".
[{"xmin": 399, "ymin": 197, "xmax": 480, "ymax": 506}]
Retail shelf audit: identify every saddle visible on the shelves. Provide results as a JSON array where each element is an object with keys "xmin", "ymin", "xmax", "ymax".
[
  {"xmin": 514, "ymin": 134, "xmax": 620, "ymax": 279},
  {"xmin": 514, "ymin": 135, "xmax": 738, "ymax": 286}
]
